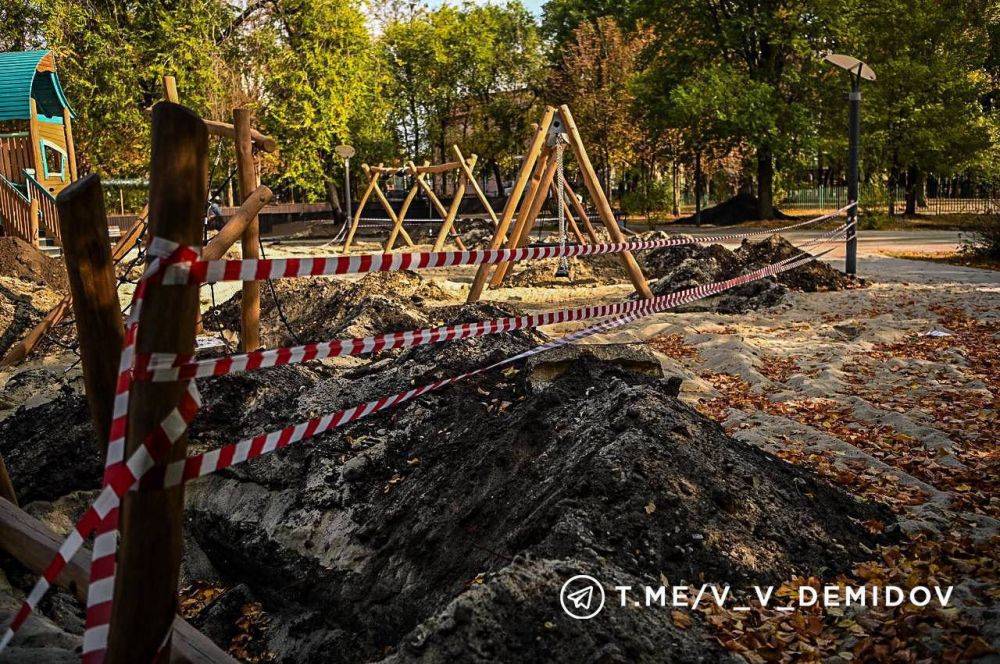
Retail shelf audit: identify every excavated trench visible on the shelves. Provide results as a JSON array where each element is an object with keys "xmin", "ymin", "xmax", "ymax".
[{"xmin": 0, "ymin": 271, "xmax": 892, "ymax": 662}]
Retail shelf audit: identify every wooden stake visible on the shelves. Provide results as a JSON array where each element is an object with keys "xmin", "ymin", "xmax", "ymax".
[
  {"xmin": 467, "ymin": 107, "xmax": 555, "ymax": 303},
  {"xmin": 234, "ymin": 108, "xmax": 260, "ymax": 352},
  {"xmin": 56, "ymin": 174, "xmax": 126, "ymax": 449},
  {"xmin": 385, "ymin": 162, "xmax": 423, "ymax": 250},
  {"xmin": 413, "ymin": 170, "xmax": 466, "ymax": 250},
  {"xmin": 106, "ymin": 102, "xmax": 206, "ymax": 664},
  {"xmin": 558, "ymin": 105, "xmax": 652, "ymax": 299},
  {"xmin": 28, "ymin": 195, "xmax": 38, "ymax": 247},
  {"xmin": 203, "ymin": 185, "xmax": 272, "ymax": 260},
  {"xmin": 62, "ymin": 108, "xmax": 77, "ymax": 181},
  {"xmin": 488, "ymin": 147, "xmax": 552, "ymax": 288},
  {"xmin": 432, "ymin": 154, "xmax": 476, "ymax": 251},
  {"xmin": 162, "ymin": 75, "xmax": 179, "ymax": 103}
]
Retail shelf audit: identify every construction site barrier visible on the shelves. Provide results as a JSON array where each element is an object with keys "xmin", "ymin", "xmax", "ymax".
[{"xmin": 2, "ymin": 211, "xmax": 851, "ymax": 660}]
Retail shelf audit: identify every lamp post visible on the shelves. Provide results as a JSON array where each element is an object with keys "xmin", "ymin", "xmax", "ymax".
[
  {"xmin": 335, "ymin": 144, "xmax": 356, "ymax": 221},
  {"xmin": 823, "ymin": 53, "xmax": 875, "ymax": 277}
]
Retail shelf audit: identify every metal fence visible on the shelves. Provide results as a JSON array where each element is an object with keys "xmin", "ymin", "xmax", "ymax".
[{"xmin": 780, "ymin": 184, "xmax": 1000, "ymax": 215}]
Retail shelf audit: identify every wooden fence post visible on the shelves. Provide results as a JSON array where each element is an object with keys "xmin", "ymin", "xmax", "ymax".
[
  {"xmin": 56, "ymin": 174, "xmax": 126, "ymax": 448},
  {"xmin": 106, "ymin": 102, "xmax": 206, "ymax": 663},
  {"xmin": 233, "ymin": 108, "xmax": 261, "ymax": 352},
  {"xmin": 28, "ymin": 195, "xmax": 39, "ymax": 247}
]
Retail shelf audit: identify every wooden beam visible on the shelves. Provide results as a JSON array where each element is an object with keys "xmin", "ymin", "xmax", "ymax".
[
  {"xmin": 106, "ymin": 101, "xmax": 206, "ymax": 664},
  {"xmin": 409, "ymin": 160, "xmax": 462, "ymax": 175},
  {"xmin": 563, "ymin": 180, "xmax": 599, "ymax": 242},
  {"xmin": 56, "ymin": 174, "xmax": 126, "ymax": 449},
  {"xmin": 203, "ymin": 185, "xmax": 272, "ymax": 261},
  {"xmin": 452, "ymin": 145, "xmax": 498, "ymax": 227},
  {"xmin": 385, "ymin": 162, "xmax": 423, "ymax": 251},
  {"xmin": 342, "ymin": 166, "xmax": 379, "ymax": 253},
  {"xmin": 432, "ymin": 154, "xmax": 476, "ymax": 251},
  {"xmin": 552, "ymin": 180, "xmax": 586, "ymax": 244},
  {"xmin": 0, "ymin": 498, "xmax": 236, "ymax": 663},
  {"xmin": 487, "ymin": 147, "xmax": 552, "ymax": 288},
  {"xmin": 62, "ymin": 108, "xmax": 77, "ymax": 182},
  {"xmin": 491, "ymin": 150, "xmax": 558, "ymax": 287},
  {"xmin": 233, "ymin": 108, "xmax": 261, "ymax": 353},
  {"xmin": 467, "ymin": 107, "xmax": 555, "ymax": 303},
  {"xmin": 558, "ymin": 105, "xmax": 651, "ymax": 299}
]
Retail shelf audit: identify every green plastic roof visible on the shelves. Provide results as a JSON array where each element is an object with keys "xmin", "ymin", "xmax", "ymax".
[{"xmin": 0, "ymin": 50, "xmax": 74, "ymax": 122}]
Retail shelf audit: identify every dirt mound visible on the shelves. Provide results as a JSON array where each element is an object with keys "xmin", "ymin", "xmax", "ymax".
[
  {"xmin": 174, "ymin": 316, "xmax": 892, "ymax": 661},
  {"xmin": 641, "ymin": 234, "xmax": 856, "ymax": 312},
  {"xmin": 677, "ymin": 192, "xmax": 793, "ymax": 225},
  {"xmin": 506, "ymin": 253, "xmax": 629, "ymax": 287},
  {"xmin": 201, "ymin": 271, "xmax": 450, "ymax": 348},
  {"xmin": 0, "ymin": 237, "xmax": 68, "ymax": 291},
  {"xmin": 455, "ymin": 218, "xmax": 495, "ymax": 248}
]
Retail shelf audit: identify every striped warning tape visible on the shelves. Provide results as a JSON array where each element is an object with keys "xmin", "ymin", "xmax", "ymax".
[
  {"xmin": 0, "ymin": 225, "xmax": 846, "ymax": 656},
  {"xmin": 161, "ymin": 204, "xmax": 854, "ymax": 285},
  {"xmin": 136, "ymin": 221, "xmax": 852, "ymax": 383}
]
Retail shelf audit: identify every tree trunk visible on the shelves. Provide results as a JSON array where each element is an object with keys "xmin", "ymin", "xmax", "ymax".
[
  {"xmin": 887, "ymin": 165, "xmax": 898, "ymax": 217},
  {"xmin": 756, "ymin": 146, "xmax": 774, "ymax": 219},
  {"xmin": 671, "ymin": 161, "xmax": 680, "ymax": 217},
  {"xmin": 490, "ymin": 159, "xmax": 504, "ymax": 196},
  {"xmin": 904, "ymin": 164, "xmax": 919, "ymax": 216},
  {"xmin": 324, "ymin": 173, "xmax": 346, "ymax": 225},
  {"xmin": 694, "ymin": 150, "xmax": 703, "ymax": 226}
]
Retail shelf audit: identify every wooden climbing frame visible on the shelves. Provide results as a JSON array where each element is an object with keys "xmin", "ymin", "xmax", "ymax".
[
  {"xmin": 341, "ymin": 147, "xmax": 498, "ymax": 253},
  {"xmin": 467, "ymin": 105, "xmax": 652, "ymax": 302}
]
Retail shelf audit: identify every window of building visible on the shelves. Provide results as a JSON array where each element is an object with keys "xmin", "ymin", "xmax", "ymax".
[{"xmin": 40, "ymin": 140, "xmax": 66, "ymax": 180}]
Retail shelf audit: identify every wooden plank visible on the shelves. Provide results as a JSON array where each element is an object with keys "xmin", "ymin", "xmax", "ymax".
[
  {"xmin": 0, "ymin": 498, "xmax": 236, "ymax": 663},
  {"xmin": 234, "ymin": 108, "xmax": 261, "ymax": 353},
  {"xmin": 107, "ymin": 101, "xmax": 207, "ymax": 663},
  {"xmin": 558, "ymin": 105, "xmax": 651, "ymax": 299},
  {"xmin": 203, "ymin": 185, "xmax": 272, "ymax": 261},
  {"xmin": 467, "ymin": 107, "xmax": 555, "ymax": 303},
  {"xmin": 56, "ymin": 174, "xmax": 126, "ymax": 447}
]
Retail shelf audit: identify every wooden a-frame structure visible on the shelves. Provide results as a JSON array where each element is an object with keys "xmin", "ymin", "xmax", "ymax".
[
  {"xmin": 467, "ymin": 105, "xmax": 652, "ymax": 303},
  {"xmin": 341, "ymin": 146, "xmax": 499, "ymax": 253}
]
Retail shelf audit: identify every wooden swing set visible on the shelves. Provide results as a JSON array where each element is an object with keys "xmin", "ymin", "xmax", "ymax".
[
  {"xmin": 341, "ymin": 145, "xmax": 499, "ymax": 253},
  {"xmin": 467, "ymin": 105, "xmax": 652, "ymax": 302}
]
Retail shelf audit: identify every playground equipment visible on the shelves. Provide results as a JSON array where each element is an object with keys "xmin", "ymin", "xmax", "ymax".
[
  {"xmin": 468, "ymin": 106, "xmax": 651, "ymax": 302},
  {"xmin": 0, "ymin": 50, "xmax": 78, "ymax": 246},
  {"xmin": 341, "ymin": 145, "xmax": 499, "ymax": 253}
]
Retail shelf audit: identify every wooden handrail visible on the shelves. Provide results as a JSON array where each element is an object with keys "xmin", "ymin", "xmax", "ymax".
[
  {"xmin": 25, "ymin": 174, "xmax": 61, "ymax": 246},
  {"xmin": 0, "ymin": 498, "xmax": 236, "ymax": 663},
  {"xmin": 0, "ymin": 174, "xmax": 35, "ymax": 245}
]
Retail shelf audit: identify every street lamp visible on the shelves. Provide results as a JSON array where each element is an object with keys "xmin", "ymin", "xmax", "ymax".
[
  {"xmin": 823, "ymin": 53, "xmax": 875, "ymax": 277},
  {"xmin": 335, "ymin": 144, "xmax": 356, "ymax": 221}
]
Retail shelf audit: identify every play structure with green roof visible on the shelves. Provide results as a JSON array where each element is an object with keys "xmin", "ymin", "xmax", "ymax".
[{"xmin": 0, "ymin": 49, "xmax": 77, "ymax": 247}]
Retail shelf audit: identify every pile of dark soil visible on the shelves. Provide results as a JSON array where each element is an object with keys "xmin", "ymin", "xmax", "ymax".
[
  {"xmin": 201, "ymin": 271, "xmax": 449, "ymax": 348},
  {"xmin": 0, "ymin": 237, "xmax": 68, "ymax": 290},
  {"xmin": 0, "ymin": 237, "xmax": 69, "ymax": 357},
  {"xmin": 641, "ymin": 234, "xmax": 858, "ymax": 313},
  {"xmin": 676, "ymin": 192, "xmax": 793, "ymax": 226},
  {"xmin": 0, "ymin": 296, "xmax": 895, "ymax": 662},
  {"xmin": 454, "ymin": 218, "xmax": 495, "ymax": 248},
  {"xmin": 173, "ymin": 319, "xmax": 891, "ymax": 661},
  {"xmin": 506, "ymin": 253, "xmax": 629, "ymax": 287}
]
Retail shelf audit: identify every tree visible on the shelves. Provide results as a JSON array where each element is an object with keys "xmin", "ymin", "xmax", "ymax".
[
  {"xmin": 548, "ymin": 16, "xmax": 650, "ymax": 196},
  {"xmin": 857, "ymin": 0, "xmax": 993, "ymax": 215}
]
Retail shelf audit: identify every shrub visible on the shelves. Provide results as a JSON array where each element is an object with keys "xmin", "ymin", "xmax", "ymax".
[{"xmin": 959, "ymin": 215, "xmax": 1000, "ymax": 259}]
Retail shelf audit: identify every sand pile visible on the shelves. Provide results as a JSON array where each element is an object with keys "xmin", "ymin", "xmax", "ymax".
[
  {"xmin": 202, "ymin": 271, "xmax": 449, "ymax": 348},
  {"xmin": 641, "ymin": 234, "xmax": 857, "ymax": 312},
  {"xmin": 0, "ymin": 237, "xmax": 68, "ymax": 357}
]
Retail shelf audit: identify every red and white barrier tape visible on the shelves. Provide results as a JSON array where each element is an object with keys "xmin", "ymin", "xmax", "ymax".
[
  {"xmin": 137, "ymin": 221, "xmax": 852, "ymax": 383},
  {"xmin": 160, "ymin": 205, "xmax": 854, "ymax": 285},
  {"xmin": 1, "ymin": 226, "xmax": 844, "ymax": 655}
]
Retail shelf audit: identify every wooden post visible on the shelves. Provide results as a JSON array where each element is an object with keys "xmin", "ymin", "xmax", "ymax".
[
  {"xmin": 385, "ymin": 163, "xmax": 423, "ymax": 250},
  {"xmin": 233, "ymin": 108, "xmax": 260, "ymax": 352},
  {"xmin": 62, "ymin": 108, "xmax": 77, "ymax": 181},
  {"xmin": 106, "ymin": 102, "xmax": 206, "ymax": 664},
  {"xmin": 491, "ymin": 150, "xmax": 558, "ymax": 286},
  {"xmin": 467, "ymin": 108, "xmax": 555, "ymax": 303},
  {"xmin": 452, "ymin": 145, "xmax": 499, "ymax": 227},
  {"xmin": 558, "ymin": 106, "xmax": 651, "ymax": 299},
  {"xmin": 432, "ymin": 154, "xmax": 476, "ymax": 251},
  {"xmin": 487, "ymin": 147, "xmax": 552, "ymax": 288},
  {"xmin": 203, "ymin": 185, "xmax": 272, "ymax": 260},
  {"xmin": 342, "ymin": 165, "xmax": 379, "ymax": 253},
  {"xmin": 27, "ymin": 100, "xmax": 43, "ymax": 183},
  {"xmin": 56, "ymin": 174, "xmax": 126, "ymax": 448},
  {"xmin": 162, "ymin": 75, "xmax": 179, "ymax": 103},
  {"xmin": 563, "ymin": 180, "xmax": 600, "ymax": 242}
]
